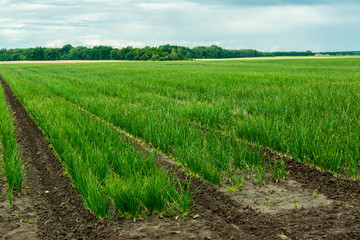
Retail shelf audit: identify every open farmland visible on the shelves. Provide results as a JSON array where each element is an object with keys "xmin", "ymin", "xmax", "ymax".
[{"xmin": 1, "ymin": 58, "xmax": 360, "ymax": 239}]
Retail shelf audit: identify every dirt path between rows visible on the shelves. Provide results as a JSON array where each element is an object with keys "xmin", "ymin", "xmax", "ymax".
[{"xmin": 1, "ymin": 74, "xmax": 360, "ymax": 239}]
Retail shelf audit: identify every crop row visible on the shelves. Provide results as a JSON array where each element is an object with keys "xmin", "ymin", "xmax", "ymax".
[
  {"xmin": 0, "ymin": 70, "xmax": 193, "ymax": 220},
  {"xmin": 0, "ymin": 77, "xmax": 23, "ymax": 205}
]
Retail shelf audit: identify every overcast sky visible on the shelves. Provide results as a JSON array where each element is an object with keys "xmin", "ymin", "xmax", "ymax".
[{"xmin": 0, "ymin": 0, "xmax": 359, "ymax": 51}]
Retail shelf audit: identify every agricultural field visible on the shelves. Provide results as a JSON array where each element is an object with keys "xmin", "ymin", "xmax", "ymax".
[{"xmin": 0, "ymin": 58, "xmax": 360, "ymax": 239}]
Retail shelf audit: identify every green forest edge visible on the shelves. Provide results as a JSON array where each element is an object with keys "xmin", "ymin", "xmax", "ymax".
[
  {"xmin": 0, "ymin": 74, "xmax": 194, "ymax": 221},
  {"xmin": 0, "ymin": 81, "xmax": 24, "ymax": 205},
  {"xmin": 1, "ymin": 44, "xmax": 359, "ymax": 61}
]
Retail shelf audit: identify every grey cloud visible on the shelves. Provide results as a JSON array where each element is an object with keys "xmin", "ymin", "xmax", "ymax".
[
  {"xmin": 0, "ymin": 0, "xmax": 359, "ymax": 51},
  {"xmin": 160, "ymin": 0, "xmax": 360, "ymax": 6}
]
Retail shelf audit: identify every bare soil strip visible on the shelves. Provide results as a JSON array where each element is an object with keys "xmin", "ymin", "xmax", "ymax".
[
  {"xmin": 0, "ymin": 171, "xmax": 39, "ymax": 240},
  {"xmin": 1, "ymin": 75, "xmax": 360, "ymax": 239}
]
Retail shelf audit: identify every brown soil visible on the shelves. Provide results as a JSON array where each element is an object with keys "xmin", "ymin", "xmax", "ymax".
[{"xmin": 1, "ymin": 75, "xmax": 360, "ymax": 239}]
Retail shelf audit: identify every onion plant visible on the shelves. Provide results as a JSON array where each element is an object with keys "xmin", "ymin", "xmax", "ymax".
[{"xmin": 0, "ymin": 81, "xmax": 24, "ymax": 205}]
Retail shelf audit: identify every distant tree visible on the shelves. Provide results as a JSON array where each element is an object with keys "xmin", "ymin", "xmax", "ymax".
[
  {"xmin": 68, "ymin": 47, "xmax": 87, "ymax": 60},
  {"xmin": 305, "ymin": 50, "xmax": 313, "ymax": 56},
  {"xmin": 3, "ymin": 43, "xmax": 341, "ymax": 62},
  {"xmin": 125, "ymin": 51, "xmax": 135, "ymax": 60},
  {"xmin": 151, "ymin": 53, "xmax": 160, "ymax": 61},
  {"xmin": 140, "ymin": 52, "xmax": 151, "ymax": 61},
  {"xmin": 185, "ymin": 51, "xmax": 193, "ymax": 59},
  {"xmin": 176, "ymin": 48, "xmax": 185, "ymax": 60},
  {"xmin": 159, "ymin": 44, "xmax": 172, "ymax": 53},
  {"xmin": 110, "ymin": 49, "xmax": 121, "ymax": 60},
  {"xmin": 169, "ymin": 48, "xmax": 179, "ymax": 60},
  {"xmin": 60, "ymin": 44, "xmax": 73, "ymax": 56},
  {"xmin": 207, "ymin": 45, "xmax": 222, "ymax": 58},
  {"xmin": 25, "ymin": 48, "xmax": 36, "ymax": 60},
  {"xmin": 92, "ymin": 46, "xmax": 112, "ymax": 60},
  {"xmin": 44, "ymin": 48, "xmax": 60, "ymax": 60},
  {"xmin": 192, "ymin": 47, "xmax": 203, "ymax": 58}
]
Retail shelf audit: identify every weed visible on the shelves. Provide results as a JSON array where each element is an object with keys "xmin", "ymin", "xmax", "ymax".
[
  {"xmin": 263, "ymin": 199, "xmax": 272, "ymax": 206},
  {"xmin": 18, "ymin": 209, "xmax": 23, "ymax": 223},
  {"xmin": 313, "ymin": 189, "xmax": 318, "ymax": 197},
  {"xmin": 226, "ymin": 181, "xmax": 243, "ymax": 193}
]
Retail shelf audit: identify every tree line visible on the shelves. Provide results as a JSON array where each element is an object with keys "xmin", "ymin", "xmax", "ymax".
[{"xmin": 0, "ymin": 44, "xmax": 357, "ymax": 61}]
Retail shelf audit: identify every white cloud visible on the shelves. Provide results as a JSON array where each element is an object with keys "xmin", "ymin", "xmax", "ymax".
[
  {"xmin": 209, "ymin": 5, "xmax": 331, "ymax": 35},
  {"xmin": 270, "ymin": 45, "xmax": 281, "ymax": 51},
  {"xmin": 0, "ymin": 28, "xmax": 26, "ymax": 44},
  {"xmin": 158, "ymin": 40, "xmax": 222, "ymax": 48},
  {"xmin": 66, "ymin": 13, "xmax": 109, "ymax": 24},
  {"xmin": 135, "ymin": 2, "xmax": 197, "ymax": 10},
  {"xmin": 76, "ymin": 35, "xmax": 146, "ymax": 48},
  {"xmin": 46, "ymin": 39, "xmax": 68, "ymax": 48},
  {"xmin": 1, "ymin": 3, "xmax": 56, "ymax": 11}
]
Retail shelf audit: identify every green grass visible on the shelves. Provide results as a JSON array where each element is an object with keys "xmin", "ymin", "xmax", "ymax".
[
  {"xmin": 0, "ymin": 79, "xmax": 24, "ymax": 205},
  {"xmin": 1, "ymin": 58, "xmax": 359, "ymax": 189}
]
